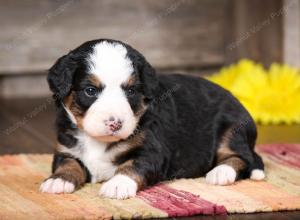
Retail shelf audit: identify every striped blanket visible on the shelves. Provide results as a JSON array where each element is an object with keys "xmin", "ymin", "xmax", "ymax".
[{"xmin": 0, "ymin": 144, "xmax": 299, "ymax": 219}]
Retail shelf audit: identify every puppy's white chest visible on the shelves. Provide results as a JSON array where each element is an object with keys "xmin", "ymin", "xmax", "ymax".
[
  {"xmin": 80, "ymin": 143, "xmax": 117, "ymax": 183},
  {"xmin": 61, "ymin": 133, "xmax": 117, "ymax": 183}
]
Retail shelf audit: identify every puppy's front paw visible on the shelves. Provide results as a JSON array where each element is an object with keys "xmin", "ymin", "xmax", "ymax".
[
  {"xmin": 205, "ymin": 164, "xmax": 237, "ymax": 185},
  {"xmin": 40, "ymin": 177, "xmax": 75, "ymax": 194},
  {"xmin": 99, "ymin": 174, "xmax": 137, "ymax": 199}
]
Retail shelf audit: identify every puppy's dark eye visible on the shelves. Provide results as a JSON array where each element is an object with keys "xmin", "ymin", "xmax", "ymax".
[
  {"xmin": 84, "ymin": 87, "xmax": 98, "ymax": 97},
  {"xmin": 126, "ymin": 87, "xmax": 135, "ymax": 96}
]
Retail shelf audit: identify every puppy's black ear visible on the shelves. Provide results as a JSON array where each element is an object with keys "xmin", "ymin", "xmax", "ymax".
[
  {"xmin": 47, "ymin": 53, "xmax": 77, "ymax": 100},
  {"xmin": 140, "ymin": 61, "xmax": 158, "ymax": 100}
]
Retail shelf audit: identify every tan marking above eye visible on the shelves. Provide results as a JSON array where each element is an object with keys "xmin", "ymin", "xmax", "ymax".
[
  {"xmin": 124, "ymin": 74, "xmax": 137, "ymax": 87},
  {"xmin": 88, "ymin": 74, "xmax": 102, "ymax": 87}
]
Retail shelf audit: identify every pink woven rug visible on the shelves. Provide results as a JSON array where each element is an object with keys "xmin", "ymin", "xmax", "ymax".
[{"xmin": 0, "ymin": 144, "xmax": 299, "ymax": 219}]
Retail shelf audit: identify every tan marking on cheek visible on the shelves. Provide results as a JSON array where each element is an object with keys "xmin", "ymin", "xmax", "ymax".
[
  {"xmin": 124, "ymin": 74, "xmax": 147, "ymax": 119},
  {"xmin": 117, "ymin": 160, "xmax": 145, "ymax": 189},
  {"xmin": 135, "ymin": 99, "xmax": 147, "ymax": 118},
  {"xmin": 64, "ymin": 92, "xmax": 85, "ymax": 128},
  {"xmin": 64, "ymin": 93, "xmax": 73, "ymax": 109},
  {"xmin": 70, "ymin": 104, "xmax": 84, "ymax": 128}
]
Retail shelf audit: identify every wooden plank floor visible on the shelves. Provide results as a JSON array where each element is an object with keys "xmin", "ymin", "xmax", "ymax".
[{"xmin": 0, "ymin": 97, "xmax": 299, "ymax": 220}]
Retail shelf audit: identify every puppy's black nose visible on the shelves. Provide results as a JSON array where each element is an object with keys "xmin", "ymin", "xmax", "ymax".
[{"xmin": 106, "ymin": 117, "xmax": 123, "ymax": 132}]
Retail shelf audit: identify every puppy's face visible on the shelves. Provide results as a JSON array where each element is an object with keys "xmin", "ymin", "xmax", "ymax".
[{"xmin": 48, "ymin": 40, "xmax": 157, "ymax": 143}]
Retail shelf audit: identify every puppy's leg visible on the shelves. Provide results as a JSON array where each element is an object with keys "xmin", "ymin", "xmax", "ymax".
[
  {"xmin": 205, "ymin": 146, "xmax": 246, "ymax": 185},
  {"xmin": 40, "ymin": 153, "xmax": 88, "ymax": 194},
  {"xmin": 206, "ymin": 125, "xmax": 263, "ymax": 185},
  {"xmin": 99, "ymin": 160, "xmax": 144, "ymax": 199},
  {"xmin": 249, "ymin": 151, "xmax": 265, "ymax": 180}
]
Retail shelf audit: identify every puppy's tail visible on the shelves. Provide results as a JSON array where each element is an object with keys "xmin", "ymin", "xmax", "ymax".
[{"xmin": 249, "ymin": 152, "xmax": 265, "ymax": 181}]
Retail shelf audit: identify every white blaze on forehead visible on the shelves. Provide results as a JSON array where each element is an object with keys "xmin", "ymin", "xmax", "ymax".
[{"xmin": 87, "ymin": 41, "xmax": 134, "ymax": 85}]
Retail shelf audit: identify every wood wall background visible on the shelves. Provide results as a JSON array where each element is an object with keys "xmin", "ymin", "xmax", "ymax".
[
  {"xmin": 0, "ymin": 0, "xmax": 228, "ymax": 73},
  {"xmin": 0, "ymin": 0, "xmax": 298, "ymax": 98}
]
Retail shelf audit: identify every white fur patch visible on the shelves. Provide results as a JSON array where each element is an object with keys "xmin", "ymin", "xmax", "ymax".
[
  {"xmin": 87, "ymin": 41, "xmax": 133, "ymax": 86},
  {"xmin": 205, "ymin": 164, "xmax": 237, "ymax": 185},
  {"xmin": 40, "ymin": 178, "xmax": 75, "ymax": 194},
  {"xmin": 250, "ymin": 169, "xmax": 265, "ymax": 180},
  {"xmin": 82, "ymin": 41, "xmax": 137, "ymax": 140},
  {"xmin": 99, "ymin": 174, "xmax": 137, "ymax": 199},
  {"xmin": 59, "ymin": 132, "xmax": 131, "ymax": 183}
]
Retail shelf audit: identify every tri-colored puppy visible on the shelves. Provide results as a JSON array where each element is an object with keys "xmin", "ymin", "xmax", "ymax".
[{"xmin": 40, "ymin": 39, "xmax": 265, "ymax": 199}]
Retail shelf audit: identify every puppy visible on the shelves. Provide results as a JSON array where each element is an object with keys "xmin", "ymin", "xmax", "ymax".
[{"xmin": 40, "ymin": 39, "xmax": 265, "ymax": 199}]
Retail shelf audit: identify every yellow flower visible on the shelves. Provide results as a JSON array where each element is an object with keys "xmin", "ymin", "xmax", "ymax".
[
  {"xmin": 207, "ymin": 59, "xmax": 300, "ymax": 125},
  {"xmin": 208, "ymin": 59, "xmax": 265, "ymax": 91}
]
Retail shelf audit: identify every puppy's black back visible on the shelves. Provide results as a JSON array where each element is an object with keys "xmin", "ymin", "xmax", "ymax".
[{"xmin": 149, "ymin": 73, "xmax": 258, "ymax": 179}]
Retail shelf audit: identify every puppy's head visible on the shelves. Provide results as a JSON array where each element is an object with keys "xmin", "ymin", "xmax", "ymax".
[{"xmin": 48, "ymin": 39, "xmax": 158, "ymax": 142}]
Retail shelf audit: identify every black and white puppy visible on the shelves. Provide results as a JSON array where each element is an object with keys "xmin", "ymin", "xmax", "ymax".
[{"xmin": 40, "ymin": 39, "xmax": 265, "ymax": 199}]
